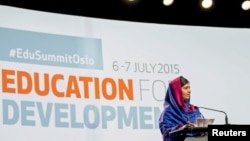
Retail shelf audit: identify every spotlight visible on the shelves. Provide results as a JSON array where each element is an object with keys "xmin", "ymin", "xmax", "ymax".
[
  {"xmin": 242, "ymin": 0, "xmax": 250, "ymax": 11},
  {"xmin": 122, "ymin": 0, "xmax": 141, "ymax": 6},
  {"xmin": 201, "ymin": 0, "xmax": 213, "ymax": 9},
  {"xmin": 163, "ymin": 0, "xmax": 174, "ymax": 6}
]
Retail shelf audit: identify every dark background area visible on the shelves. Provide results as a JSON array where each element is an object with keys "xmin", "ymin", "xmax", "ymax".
[{"xmin": 1, "ymin": 0, "xmax": 250, "ymax": 28}]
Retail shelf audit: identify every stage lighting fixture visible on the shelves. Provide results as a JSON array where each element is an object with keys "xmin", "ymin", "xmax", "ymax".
[
  {"xmin": 122, "ymin": 0, "xmax": 140, "ymax": 6},
  {"xmin": 163, "ymin": 0, "xmax": 174, "ymax": 6},
  {"xmin": 201, "ymin": 0, "xmax": 213, "ymax": 9},
  {"xmin": 242, "ymin": 0, "xmax": 250, "ymax": 10}
]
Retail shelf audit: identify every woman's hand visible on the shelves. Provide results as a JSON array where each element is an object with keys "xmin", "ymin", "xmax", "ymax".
[
  {"xmin": 178, "ymin": 123, "xmax": 197, "ymax": 129},
  {"xmin": 186, "ymin": 123, "xmax": 197, "ymax": 128}
]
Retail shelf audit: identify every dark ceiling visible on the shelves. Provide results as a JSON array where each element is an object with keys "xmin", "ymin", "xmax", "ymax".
[{"xmin": 1, "ymin": 0, "xmax": 250, "ymax": 28}]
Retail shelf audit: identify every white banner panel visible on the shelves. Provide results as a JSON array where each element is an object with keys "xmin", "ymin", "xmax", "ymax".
[{"xmin": 0, "ymin": 5, "xmax": 250, "ymax": 141}]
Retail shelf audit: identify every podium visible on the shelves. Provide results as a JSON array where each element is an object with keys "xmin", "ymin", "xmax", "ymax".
[{"xmin": 169, "ymin": 127, "xmax": 208, "ymax": 141}]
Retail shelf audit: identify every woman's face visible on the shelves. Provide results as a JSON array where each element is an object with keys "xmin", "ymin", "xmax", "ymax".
[{"xmin": 181, "ymin": 83, "xmax": 191, "ymax": 100}]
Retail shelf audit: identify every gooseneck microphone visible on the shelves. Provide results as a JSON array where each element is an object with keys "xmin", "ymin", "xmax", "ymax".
[
  {"xmin": 196, "ymin": 106, "xmax": 229, "ymax": 125},
  {"xmin": 185, "ymin": 104, "xmax": 192, "ymax": 127},
  {"xmin": 186, "ymin": 113, "xmax": 190, "ymax": 124},
  {"xmin": 185, "ymin": 110, "xmax": 193, "ymax": 128}
]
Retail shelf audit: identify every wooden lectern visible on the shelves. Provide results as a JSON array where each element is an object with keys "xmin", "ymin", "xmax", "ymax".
[{"xmin": 169, "ymin": 127, "xmax": 208, "ymax": 141}]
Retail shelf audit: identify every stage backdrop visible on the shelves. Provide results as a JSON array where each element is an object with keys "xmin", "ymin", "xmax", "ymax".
[{"xmin": 0, "ymin": 5, "xmax": 249, "ymax": 141}]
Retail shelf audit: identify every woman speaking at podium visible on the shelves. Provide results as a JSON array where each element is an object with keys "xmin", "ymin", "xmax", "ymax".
[{"xmin": 159, "ymin": 76, "xmax": 204, "ymax": 141}]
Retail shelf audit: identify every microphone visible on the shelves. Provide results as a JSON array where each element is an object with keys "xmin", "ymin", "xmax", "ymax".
[
  {"xmin": 184, "ymin": 110, "xmax": 194, "ymax": 128},
  {"xmin": 186, "ymin": 110, "xmax": 191, "ymax": 124},
  {"xmin": 196, "ymin": 106, "xmax": 229, "ymax": 125},
  {"xmin": 186, "ymin": 113, "xmax": 190, "ymax": 124},
  {"xmin": 185, "ymin": 111, "xmax": 194, "ymax": 128},
  {"xmin": 185, "ymin": 104, "xmax": 192, "ymax": 127}
]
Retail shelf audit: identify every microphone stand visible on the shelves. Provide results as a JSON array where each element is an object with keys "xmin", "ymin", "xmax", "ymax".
[{"xmin": 198, "ymin": 106, "xmax": 229, "ymax": 125}]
